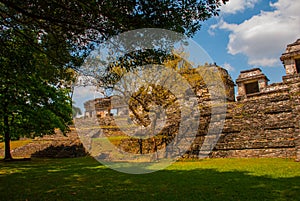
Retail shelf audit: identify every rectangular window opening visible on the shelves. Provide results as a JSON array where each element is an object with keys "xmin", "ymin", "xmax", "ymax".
[
  {"xmin": 295, "ymin": 59, "xmax": 300, "ymax": 73},
  {"xmin": 245, "ymin": 82, "xmax": 259, "ymax": 95}
]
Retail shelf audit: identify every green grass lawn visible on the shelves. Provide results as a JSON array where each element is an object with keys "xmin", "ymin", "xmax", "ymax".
[{"xmin": 0, "ymin": 157, "xmax": 299, "ymax": 201}]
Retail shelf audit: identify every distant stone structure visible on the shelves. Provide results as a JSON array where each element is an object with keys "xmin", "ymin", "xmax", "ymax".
[
  {"xmin": 84, "ymin": 96, "xmax": 128, "ymax": 118},
  {"xmin": 84, "ymin": 97, "xmax": 111, "ymax": 118},
  {"xmin": 280, "ymin": 39, "xmax": 300, "ymax": 75},
  {"xmin": 236, "ymin": 68, "xmax": 269, "ymax": 100},
  {"xmin": 82, "ymin": 39, "xmax": 300, "ymax": 161},
  {"xmin": 84, "ymin": 65, "xmax": 236, "ymax": 118}
]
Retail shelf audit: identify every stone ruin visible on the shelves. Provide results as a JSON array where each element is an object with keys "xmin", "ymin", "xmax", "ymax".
[
  {"xmin": 0, "ymin": 127, "xmax": 88, "ymax": 158},
  {"xmin": 280, "ymin": 39, "xmax": 300, "ymax": 76},
  {"xmin": 236, "ymin": 68, "xmax": 269, "ymax": 100},
  {"xmin": 81, "ymin": 38, "xmax": 300, "ymax": 161},
  {"xmin": 84, "ymin": 97, "xmax": 112, "ymax": 118}
]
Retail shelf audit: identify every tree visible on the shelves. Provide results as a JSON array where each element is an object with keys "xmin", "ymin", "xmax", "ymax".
[
  {"xmin": 72, "ymin": 104, "xmax": 82, "ymax": 118},
  {"xmin": 0, "ymin": 29, "xmax": 74, "ymax": 160},
  {"xmin": 0, "ymin": 0, "xmax": 228, "ymax": 59}
]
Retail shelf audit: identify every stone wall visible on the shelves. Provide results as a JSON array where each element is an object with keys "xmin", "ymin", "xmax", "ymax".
[
  {"xmin": 91, "ymin": 74, "xmax": 300, "ymax": 161},
  {"xmin": 4, "ymin": 75, "xmax": 299, "ymax": 160},
  {"xmin": 195, "ymin": 74, "xmax": 300, "ymax": 160},
  {"xmin": 3, "ymin": 74, "xmax": 299, "ymax": 161}
]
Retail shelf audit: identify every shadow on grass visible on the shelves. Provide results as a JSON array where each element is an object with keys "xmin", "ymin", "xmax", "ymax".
[
  {"xmin": 0, "ymin": 157, "xmax": 299, "ymax": 201},
  {"xmin": 31, "ymin": 144, "xmax": 88, "ymax": 158}
]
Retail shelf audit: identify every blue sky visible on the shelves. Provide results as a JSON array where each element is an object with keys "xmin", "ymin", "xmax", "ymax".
[{"xmin": 193, "ymin": 0, "xmax": 300, "ymax": 84}]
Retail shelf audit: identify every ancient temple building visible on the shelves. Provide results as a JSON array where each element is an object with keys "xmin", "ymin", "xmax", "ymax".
[
  {"xmin": 236, "ymin": 68, "xmax": 269, "ymax": 100},
  {"xmin": 280, "ymin": 39, "xmax": 300, "ymax": 76},
  {"xmin": 84, "ymin": 97, "xmax": 111, "ymax": 118},
  {"xmin": 236, "ymin": 39, "xmax": 300, "ymax": 100},
  {"xmin": 81, "ymin": 38, "xmax": 300, "ymax": 161}
]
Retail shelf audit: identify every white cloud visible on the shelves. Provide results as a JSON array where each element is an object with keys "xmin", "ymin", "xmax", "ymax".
[
  {"xmin": 220, "ymin": 0, "xmax": 260, "ymax": 14},
  {"xmin": 223, "ymin": 62, "xmax": 235, "ymax": 72},
  {"xmin": 214, "ymin": 0, "xmax": 300, "ymax": 67},
  {"xmin": 208, "ymin": 20, "xmax": 238, "ymax": 36}
]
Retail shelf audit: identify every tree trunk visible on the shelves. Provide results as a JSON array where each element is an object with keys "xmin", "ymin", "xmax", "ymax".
[{"xmin": 3, "ymin": 113, "xmax": 12, "ymax": 160}]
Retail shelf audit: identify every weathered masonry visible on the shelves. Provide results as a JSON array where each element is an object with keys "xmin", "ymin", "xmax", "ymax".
[
  {"xmin": 206, "ymin": 39, "xmax": 300, "ymax": 160},
  {"xmin": 84, "ymin": 39, "xmax": 300, "ymax": 161}
]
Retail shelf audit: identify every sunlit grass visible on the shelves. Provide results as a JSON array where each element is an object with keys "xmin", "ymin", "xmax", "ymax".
[
  {"xmin": 174, "ymin": 158, "xmax": 300, "ymax": 178},
  {"xmin": 0, "ymin": 139, "xmax": 32, "ymax": 150}
]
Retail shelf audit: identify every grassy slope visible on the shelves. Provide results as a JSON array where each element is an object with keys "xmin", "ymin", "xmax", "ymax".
[
  {"xmin": 0, "ymin": 157, "xmax": 299, "ymax": 201},
  {"xmin": 0, "ymin": 140, "xmax": 32, "ymax": 150}
]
